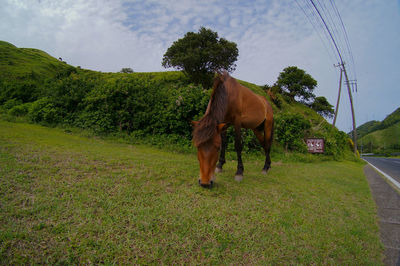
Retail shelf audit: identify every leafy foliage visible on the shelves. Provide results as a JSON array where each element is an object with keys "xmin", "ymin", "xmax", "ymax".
[
  {"xmin": 0, "ymin": 40, "xmax": 355, "ymax": 159},
  {"xmin": 28, "ymin": 97, "xmax": 61, "ymax": 124},
  {"xmin": 275, "ymin": 66, "xmax": 317, "ymax": 102},
  {"xmin": 310, "ymin": 121, "xmax": 350, "ymax": 159},
  {"xmin": 0, "ymin": 80, "xmax": 40, "ymax": 104},
  {"xmin": 162, "ymin": 27, "xmax": 238, "ymax": 89},
  {"xmin": 120, "ymin": 68, "xmax": 134, "ymax": 73},
  {"xmin": 274, "ymin": 113, "xmax": 311, "ymax": 152},
  {"xmin": 310, "ymin": 96, "xmax": 334, "ymax": 119}
]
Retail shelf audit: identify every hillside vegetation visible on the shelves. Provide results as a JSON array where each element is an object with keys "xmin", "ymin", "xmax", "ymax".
[
  {"xmin": 0, "ymin": 40, "xmax": 72, "ymax": 83},
  {"xmin": 355, "ymin": 107, "xmax": 400, "ymax": 154},
  {"xmin": 0, "ymin": 40, "xmax": 352, "ymax": 159}
]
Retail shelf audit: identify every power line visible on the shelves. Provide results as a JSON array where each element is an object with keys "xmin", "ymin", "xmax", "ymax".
[
  {"xmin": 329, "ymin": 0, "xmax": 357, "ymax": 80},
  {"xmin": 309, "ymin": 0, "xmax": 344, "ymax": 65},
  {"xmin": 298, "ymin": 0, "xmax": 357, "ymax": 82},
  {"xmin": 296, "ymin": 0, "xmax": 358, "ymax": 155},
  {"xmin": 294, "ymin": 0, "xmax": 338, "ymax": 63}
]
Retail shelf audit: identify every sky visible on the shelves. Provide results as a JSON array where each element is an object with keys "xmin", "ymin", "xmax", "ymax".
[{"xmin": 1, "ymin": 0, "xmax": 399, "ymax": 132}]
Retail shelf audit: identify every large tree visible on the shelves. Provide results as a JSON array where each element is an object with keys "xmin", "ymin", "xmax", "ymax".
[
  {"xmin": 276, "ymin": 66, "xmax": 317, "ymax": 102},
  {"xmin": 310, "ymin": 96, "xmax": 334, "ymax": 119},
  {"xmin": 162, "ymin": 27, "xmax": 238, "ymax": 89}
]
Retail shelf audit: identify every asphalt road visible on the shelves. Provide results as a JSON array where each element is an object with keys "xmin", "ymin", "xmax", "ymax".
[
  {"xmin": 363, "ymin": 157, "xmax": 400, "ymax": 186},
  {"xmin": 363, "ymin": 157, "xmax": 400, "ymax": 265}
]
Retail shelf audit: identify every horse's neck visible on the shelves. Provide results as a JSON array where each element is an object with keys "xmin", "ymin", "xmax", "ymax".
[{"xmin": 204, "ymin": 81, "xmax": 228, "ymax": 123}]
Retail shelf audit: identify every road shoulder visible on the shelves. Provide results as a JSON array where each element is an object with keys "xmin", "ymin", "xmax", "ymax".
[{"xmin": 364, "ymin": 164, "xmax": 400, "ymax": 266}]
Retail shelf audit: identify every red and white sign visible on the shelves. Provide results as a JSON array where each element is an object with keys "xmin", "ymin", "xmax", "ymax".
[{"xmin": 306, "ymin": 138, "xmax": 324, "ymax": 153}]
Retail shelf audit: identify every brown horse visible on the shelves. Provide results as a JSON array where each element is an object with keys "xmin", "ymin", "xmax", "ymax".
[{"xmin": 192, "ymin": 72, "xmax": 274, "ymax": 188}]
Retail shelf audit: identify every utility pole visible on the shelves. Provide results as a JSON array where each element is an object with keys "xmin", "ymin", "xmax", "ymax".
[
  {"xmin": 342, "ymin": 63, "xmax": 358, "ymax": 155},
  {"xmin": 333, "ymin": 65, "xmax": 343, "ymax": 127},
  {"xmin": 332, "ymin": 62, "xmax": 358, "ymax": 155}
]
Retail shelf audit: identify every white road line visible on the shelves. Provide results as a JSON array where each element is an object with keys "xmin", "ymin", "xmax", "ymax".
[{"xmin": 364, "ymin": 159, "xmax": 400, "ymax": 191}]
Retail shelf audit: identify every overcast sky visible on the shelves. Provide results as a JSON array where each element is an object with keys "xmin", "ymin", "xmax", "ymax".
[{"xmin": 1, "ymin": 0, "xmax": 399, "ymax": 132}]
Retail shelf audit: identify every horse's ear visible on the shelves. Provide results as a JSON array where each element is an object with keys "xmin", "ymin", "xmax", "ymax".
[
  {"xmin": 191, "ymin": 121, "xmax": 199, "ymax": 128},
  {"xmin": 217, "ymin": 123, "xmax": 227, "ymax": 133}
]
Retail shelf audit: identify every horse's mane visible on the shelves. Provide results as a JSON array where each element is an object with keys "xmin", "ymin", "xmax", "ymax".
[{"xmin": 193, "ymin": 72, "xmax": 229, "ymax": 147}]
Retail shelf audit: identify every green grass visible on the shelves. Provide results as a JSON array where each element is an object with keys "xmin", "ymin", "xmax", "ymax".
[
  {"xmin": 0, "ymin": 120, "xmax": 383, "ymax": 264},
  {"xmin": 0, "ymin": 40, "xmax": 71, "ymax": 82}
]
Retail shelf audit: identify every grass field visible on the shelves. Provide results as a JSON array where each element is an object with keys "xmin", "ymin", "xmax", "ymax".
[{"xmin": 0, "ymin": 120, "xmax": 383, "ymax": 264}]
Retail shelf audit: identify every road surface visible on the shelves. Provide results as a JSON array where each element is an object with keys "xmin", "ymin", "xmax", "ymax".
[
  {"xmin": 363, "ymin": 157, "xmax": 400, "ymax": 266},
  {"xmin": 363, "ymin": 157, "xmax": 400, "ymax": 188}
]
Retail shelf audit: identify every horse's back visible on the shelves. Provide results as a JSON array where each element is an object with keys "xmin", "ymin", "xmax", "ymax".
[{"xmin": 225, "ymin": 77, "xmax": 272, "ymax": 129}]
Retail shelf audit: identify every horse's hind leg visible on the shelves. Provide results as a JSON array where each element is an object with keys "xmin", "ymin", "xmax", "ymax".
[
  {"xmin": 234, "ymin": 125, "xmax": 244, "ymax": 181},
  {"xmin": 216, "ymin": 130, "xmax": 227, "ymax": 173},
  {"xmin": 262, "ymin": 119, "xmax": 273, "ymax": 174},
  {"xmin": 253, "ymin": 120, "xmax": 273, "ymax": 174}
]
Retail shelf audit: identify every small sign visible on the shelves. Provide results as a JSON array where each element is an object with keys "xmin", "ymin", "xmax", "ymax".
[{"xmin": 306, "ymin": 138, "xmax": 324, "ymax": 153}]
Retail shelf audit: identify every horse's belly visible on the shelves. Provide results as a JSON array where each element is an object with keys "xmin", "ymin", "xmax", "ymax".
[{"xmin": 240, "ymin": 115, "xmax": 264, "ymax": 129}]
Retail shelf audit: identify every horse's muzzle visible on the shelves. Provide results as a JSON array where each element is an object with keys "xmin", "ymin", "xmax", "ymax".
[{"xmin": 199, "ymin": 179, "xmax": 214, "ymax": 188}]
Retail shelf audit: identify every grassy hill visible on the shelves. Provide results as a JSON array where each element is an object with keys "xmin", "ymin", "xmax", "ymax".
[
  {"xmin": 355, "ymin": 107, "xmax": 400, "ymax": 154},
  {"xmin": 0, "ymin": 41, "xmax": 72, "ymax": 83},
  {"xmin": 359, "ymin": 122, "xmax": 400, "ymax": 154},
  {"xmin": 0, "ymin": 40, "xmax": 353, "ymax": 159}
]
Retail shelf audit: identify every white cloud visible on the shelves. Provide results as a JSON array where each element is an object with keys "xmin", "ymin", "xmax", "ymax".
[{"xmin": 0, "ymin": 0, "xmax": 399, "ymax": 132}]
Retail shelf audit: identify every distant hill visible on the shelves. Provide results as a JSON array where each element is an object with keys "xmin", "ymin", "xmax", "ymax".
[
  {"xmin": 355, "ymin": 107, "xmax": 400, "ymax": 153},
  {"xmin": 0, "ymin": 40, "xmax": 73, "ymax": 83},
  {"xmin": 0, "ymin": 40, "xmax": 353, "ymax": 158}
]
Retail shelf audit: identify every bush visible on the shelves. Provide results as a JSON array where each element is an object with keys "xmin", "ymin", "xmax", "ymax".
[
  {"xmin": 8, "ymin": 102, "xmax": 32, "ymax": 116},
  {"xmin": 1, "ymin": 68, "xmax": 352, "ymax": 159},
  {"xmin": 0, "ymin": 80, "xmax": 39, "ymax": 104},
  {"xmin": 70, "ymin": 77, "xmax": 210, "ymax": 136},
  {"xmin": 28, "ymin": 98, "xmax": 61, "ymax": 124},
  {"xmin": 275, "ymin": 113, "xmax": 311, "ymax": 152},
  {"xmin": 1, "ymin": 98, "xmax": 22, "ymax": 111},
  {"xmin": 309, "ymin": 121, "xmax": 351, "ymax": 159}
]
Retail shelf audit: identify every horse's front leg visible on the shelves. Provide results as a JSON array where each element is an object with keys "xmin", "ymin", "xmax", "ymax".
[
  {"xmin": 234, "ymin": 126, "xmax": 244, "ymax": 181},
  {"xmin": 216, "ymin": 130, "xmax": 227, "ymax": 173}
]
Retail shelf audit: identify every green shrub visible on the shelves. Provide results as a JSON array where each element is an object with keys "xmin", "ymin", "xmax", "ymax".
[
  {"xmin": 275, "ymin": 113, "xmax": 311, "ymax": 152},
  {"xmin": 0, "ymin": 68, "xmax": 353, "ymax": 159},
  {"xmin": 28, "ymin": 98, "xmax": 61, "ymax": 124},
  {"xmin": 0, "ymin": 80, "xmax": 39, "ymax": 104},
  {"xmin": 1, "ymin": 98, "xmax": 22, "ymax": 111},
  {"xmin": 70, "ymin": 77, "xmax": 210, "ymax": 136},
  {"xmin": 309, "ymin": 121, "xmax": 351, "ymax": 159},
  {"xmin": 8, "ymin": 102, "xmax": 32, "ymax": 116}
]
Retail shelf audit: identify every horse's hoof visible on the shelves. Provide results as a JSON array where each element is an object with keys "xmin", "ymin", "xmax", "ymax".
[
  {"xmin": 234, "ymin": 175, "xmax": 243, "ymax": 182},
  {"xmin": 215, "ymin": 167, "xmax": 223, "ymax": 173},
  {"xmin": 261, "ymin": 169, "xmax": 268, "ymax": 175}
]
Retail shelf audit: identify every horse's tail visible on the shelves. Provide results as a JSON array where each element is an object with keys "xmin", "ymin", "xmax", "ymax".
[{"xmin": 270, "ymin": 118, "xmax": 274, "ymax": 144}]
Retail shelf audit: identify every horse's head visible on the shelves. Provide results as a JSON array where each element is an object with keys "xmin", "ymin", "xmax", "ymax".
[{"xmin": 192, "ymin": 122, "xmax": 226, "ymax": 188}]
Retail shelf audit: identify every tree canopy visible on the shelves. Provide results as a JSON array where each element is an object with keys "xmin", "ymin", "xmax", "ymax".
[
  {"xmin": 162, "ymin": 27, "xmax": 238, "ymax": 89},
  {"xmin": 275, "ymin": 66, "xmax": 317, "ymax": 102},
  {"xmin": 120, "ymin": 68, "xmax": 134, "ymax": 73},
  {"xmin": 310, "ymin": 96, "xmax": 334, "ymax": 119}
]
